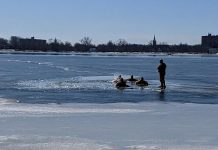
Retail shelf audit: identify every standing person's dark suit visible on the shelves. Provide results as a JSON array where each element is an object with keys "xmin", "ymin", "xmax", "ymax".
[{"xmin": 158, "ymin": 59, "xmax": 167, "ymax": 89}]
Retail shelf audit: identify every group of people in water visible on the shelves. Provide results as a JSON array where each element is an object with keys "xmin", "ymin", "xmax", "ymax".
[
  {"xmin": 113, "ymin": 59, "xmax": 167, "ymax": 89},
  {"xmin": 113, "ymin": 75, "xmax": 148, "ymax": 88}
]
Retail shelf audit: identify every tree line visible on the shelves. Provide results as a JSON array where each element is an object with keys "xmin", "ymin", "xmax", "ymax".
[{"xmin": 0, "ymin": 36, "xmax": 207, "ymax": 53}]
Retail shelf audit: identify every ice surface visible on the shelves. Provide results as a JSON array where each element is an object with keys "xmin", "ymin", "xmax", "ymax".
[
  {"xmin": 16, "ymin": 76, "xmax": 116, "ymax": 90},
  {"xmin": 0, "ymin": 98, "xmax": 218, "ymax": 149},
  {"xmin": 0, "ymin": 135, "xmax": 113, "ymax": 150},
  {"xmin": 8, "ymin": 59, "xmax": 70, "ymax": 71},
  {"xmin": 0, "ymin": 98, "xmax": 149, "ymax": 117}
]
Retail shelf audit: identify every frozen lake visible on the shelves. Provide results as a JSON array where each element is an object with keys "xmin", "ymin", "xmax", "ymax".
[
  {"xmin": 0, "ymin": 53, "xmax": 218, "ymax": 150},
  {"xmin": 0, "ymin": 53, "xmax": 217, "ymax": 104}
]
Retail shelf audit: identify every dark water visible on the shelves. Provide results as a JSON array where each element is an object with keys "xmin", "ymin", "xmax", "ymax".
[{"xmin": 0, "ymin": 53, "xmax": 217, "ymax": 104}]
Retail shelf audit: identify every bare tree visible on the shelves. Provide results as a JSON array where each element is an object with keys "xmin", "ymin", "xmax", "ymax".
[
  {"xmin": 0, "ymin": 38, "xmax": 8, "ymax": 45},
  {"xmin": 159, "ymin": 42, "xmax": 168, "ymax": 45},
  {"xmin": 0, "ymin": 38, "xmax": 9, "ymax": 49},
  {"xmin": 80, "ymin": 37, "xmax": 92, "ymax": 46},
  {"xmin": 10, "ymin": 36, "xmax": 21, "ymax": 49},
  {"xmin": 65, "ymin": 41, "xmax": 72, "ymax": 47},
  {"xmin": 148, "ymin": 40, "xmax": 153, "ymax": 45},
  {"xmin": 116, "ymin": 39, "xmax": 128, "ymax": 46},
  {"xmin": 107, "ymin": 40, "xmax": 114, "ymax": 46}
]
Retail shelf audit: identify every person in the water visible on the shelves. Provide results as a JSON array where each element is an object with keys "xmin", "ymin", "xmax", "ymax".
[
  {"xmin": 157, "ymin": 59, "xmax": 167, "ymax": 89},
  {"xmin": 135, "ymin": 77, "xmax": 148, "ymax": 86},
  {"xmin": 113, "ymin": 75, "xmax": 122, "ymax": 83},
  {"xmin": 116, "ymin": 78, "xmax": 129, "ymax": 88},
  {"xmin": 127, "ymin": 75, "xmax": 138, "ymax": 82}
]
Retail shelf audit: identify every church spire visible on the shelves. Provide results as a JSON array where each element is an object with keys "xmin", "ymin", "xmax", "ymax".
[{"xmin": 153, "ymin": 35, "xmax": 157, "ymax": 46}]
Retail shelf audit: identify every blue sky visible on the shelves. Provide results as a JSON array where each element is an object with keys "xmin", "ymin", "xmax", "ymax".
[{"xmin": 0, "ymin": 0, "xmax": 218, "ymax": 45}]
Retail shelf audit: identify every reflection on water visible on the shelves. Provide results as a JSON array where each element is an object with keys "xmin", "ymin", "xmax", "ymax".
[{"xmin": 159, "ymin": 90, "xmax": 166, "ymax": 101}]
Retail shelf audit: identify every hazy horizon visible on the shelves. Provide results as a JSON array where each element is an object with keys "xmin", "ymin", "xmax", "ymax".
[{"xmin": 0, "ymin": 0, "xmax": 218, "ymax": 45}]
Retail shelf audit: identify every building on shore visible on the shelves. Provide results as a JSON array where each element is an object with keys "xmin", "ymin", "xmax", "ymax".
[
  {"xmin": 19, "ymin": 37, "xmax": 47, "ymax": 50},
  {"xmin": 10, "ymin": 36, "xmax": 47, "ymax": 50},
  {"xmin": 202, "ymin": 34, "xmax": 218, "ymax": 48}
]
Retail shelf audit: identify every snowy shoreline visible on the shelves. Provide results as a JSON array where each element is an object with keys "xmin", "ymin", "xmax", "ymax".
[
  {"xmin": 1, "ymin": 99, "xmax": 218, "ymax": 150},
  {"xmin": 0, "ymin": 49, "xmax": 217, "ymax": 57}
]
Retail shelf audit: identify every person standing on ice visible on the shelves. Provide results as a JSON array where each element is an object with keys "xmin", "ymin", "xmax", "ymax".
[{"xmin": 157, "ymin": 59, "xmax": 167, "ymax": 89}]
